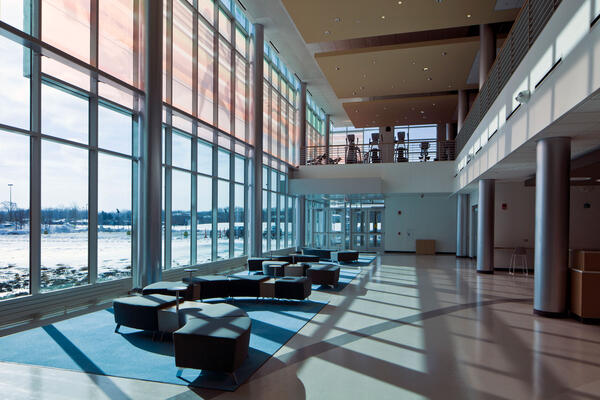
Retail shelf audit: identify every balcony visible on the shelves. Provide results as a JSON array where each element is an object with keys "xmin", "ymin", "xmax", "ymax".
[{"xmin": 300, "ymin": 139, "xmax": 455, "ymax": 166}]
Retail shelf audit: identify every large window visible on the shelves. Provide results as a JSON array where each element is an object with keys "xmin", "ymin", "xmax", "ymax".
[
  {"xmin": 0, "ymin": 131, "xmax": 30, "ymax": 299},
  {"xmin": 40, "ymin": 141, "xmax": 88, "ymax": 292},
  {"xmin": 263, "ymin": 44, "xmax": 299, "ymax": 164},
  {"xmin": 261, "ymin": 164, "xmax": 294, "ymax": 253},
  {"xmin": 0, "ymin": 0, "xmax": 302, "ymax": 302},
  {"xmin": 98, "ymin": 154, "xmax": 132, "ymax": 282}
]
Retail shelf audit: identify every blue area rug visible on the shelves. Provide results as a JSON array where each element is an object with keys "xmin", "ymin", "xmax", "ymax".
[{"xmin": 0, "ymin": 299, "xmax": 327, "ymax": 391}]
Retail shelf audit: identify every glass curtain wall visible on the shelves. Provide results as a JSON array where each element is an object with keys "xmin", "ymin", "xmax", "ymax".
[
  {"xmin": 261, "ymin": 162, "xmax": 295, "ymax": 254},
  {"xmin": 162, "ymin": 0, "xmax": 250, "ymax": 269},
  {"xmin": 262, "ymin": 43, "xmax": 299, "ymax": 165},
  {"xmin": 330, "ymin": 124, "xmax": 438, "ymax": 162},
  {"xmin": 0, "ymin": 0, "xmax": 141, "ymax": 299},
  {"xmin": 0, "ymin": 0, "xmax": 298, "ymax": 301},
  {"xmin": 306, "ymin": 93, "xmax": 326, "ymax": 148}
]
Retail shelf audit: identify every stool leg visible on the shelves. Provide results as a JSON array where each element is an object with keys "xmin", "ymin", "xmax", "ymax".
[
  {"xmin": 114, "ymin": 324, "xmax": 121, "ymax": 333},
  {"xmin": 231, "ymin": 372, "xmax": 238, "ymax": 385},
  {"xmin": 176, "ymin": 369, "xmax": 184, "ymax": 378}
]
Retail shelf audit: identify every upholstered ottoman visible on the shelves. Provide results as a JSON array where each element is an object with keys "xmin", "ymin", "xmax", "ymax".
[
  {"xmin": 284, "ymin": 263, "xmax": 309, "ymax": 277},
  {"xmin": 113, "ymin": 294, "xmax": 179, "ymax": 333},
  {"xmin": 262, "ymin": 261, "xmax": 288, "ymax": 277},
  {"xmin": 273, "ymin": 255, "xmax": 294, "ymax": 263},
  {"xmin": 332, "ymin": 250, "xmax": 359, "ymax": 263},
  {"xmin": 275, "ymin": 277, "xmax": 312, "ymax": 300},
  {"xmin": 158, "ymin": 302, "xmax": 248, "ymax": 333},
  {"xmin": 247, "ymin": 257, "xmax": 271, "ymax": 273},
  {"xmin": 307, "ymin": 264, "xmax": 340, "ymax": 287},
  {"xmin": 173, "ymin": 315, "xmax": 251, "ymax": 378},
  {"xmin": 302, "ymin": 248, "xmax": 335, "ymax": 260},
  {"xmin": 142, "ymin": 281, "xmax": 196, "ymax": 300},
  {"xmin": 182, "ymin": 275, "xmax": 230, "ymax": 300},
  {"xmin": 292, "ymin": 254, "xmax": 320, "ymax": 264},
  {"xmin": 228, "ymin": 274, "xmax": 270, "ymax": 297}
]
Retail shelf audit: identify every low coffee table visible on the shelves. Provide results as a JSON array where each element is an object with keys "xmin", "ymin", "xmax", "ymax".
[{"xmin": 259, "ymin": 278, "xmax": 276, "ymax": 298}]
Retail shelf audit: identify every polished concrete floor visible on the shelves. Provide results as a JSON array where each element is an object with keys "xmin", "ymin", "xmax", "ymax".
[{"xmin": 1, "ymin": 254, "xmax": 600, "ymax": 400}]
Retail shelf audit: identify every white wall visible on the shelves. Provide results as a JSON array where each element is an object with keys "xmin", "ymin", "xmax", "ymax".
[
  {"xmin": 291, "ymin": 161, "xmax": 456, "ymax": 195},
  {"xmin": 469, "ymin": 182, "xmax": 600, "ymax": 267},
  {"xmin": 384, "ymin": 194, "xmax": 457, "ymax": 253},
  {"xmin": 456, "ymin": 0, "xmax": 600, "ymax": 191}
]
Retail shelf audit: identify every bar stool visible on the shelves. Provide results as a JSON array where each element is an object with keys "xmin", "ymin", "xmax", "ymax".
[{"xmin": 509, "ymin": 247, "xmax": 528, "ymax": 276}]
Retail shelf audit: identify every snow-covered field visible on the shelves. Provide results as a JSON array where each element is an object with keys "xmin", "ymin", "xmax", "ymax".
[{"xmin": 0, "ymin": 224, "xmax": 244, "ymax": 299}]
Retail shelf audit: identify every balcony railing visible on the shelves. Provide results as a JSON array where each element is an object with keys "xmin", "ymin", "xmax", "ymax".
[
  {"xmin": 300, "ymin": 139, "xmax": 455, "ymax": 166},
  {"xmin": 455, "ymin": 0, "xmax": 562, "ymax": 154}
]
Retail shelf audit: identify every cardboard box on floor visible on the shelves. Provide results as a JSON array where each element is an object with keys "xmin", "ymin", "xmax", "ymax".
[
  {"xmin": 570, "ymin": 268, "xmax": 600, "ymax": 320},
  {"xmin": 416, "ymin": 240, "xmax": 435, "ymax": 255}
]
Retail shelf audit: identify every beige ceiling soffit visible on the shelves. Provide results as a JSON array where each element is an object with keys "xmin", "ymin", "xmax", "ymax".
[
  {"xmin": 315, "ymin": 36, "xmax": 480, "ymax": 59},
  {"xmin": 281, "ymin": 0, "xmax": 520, "ymax": 44}
]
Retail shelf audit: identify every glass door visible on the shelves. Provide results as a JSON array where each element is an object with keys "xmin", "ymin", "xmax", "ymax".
[
  {"xmin": 367, "ymin": 209, "xmax": 384, "ymax": 251},
  {"xmin": 350, "ymin": 209, "xmax": 368, "ymax": 251}
]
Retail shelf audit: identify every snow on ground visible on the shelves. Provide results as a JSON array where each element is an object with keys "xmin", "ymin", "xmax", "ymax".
[{"xmin": 0, "ymin": 224, "xmax": 244, "ymax": 299}]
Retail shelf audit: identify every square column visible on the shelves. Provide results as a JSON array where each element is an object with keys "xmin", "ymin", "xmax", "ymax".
[{"xmin": 251, "ymin": 23, "xmax": 264, "ymax": 257}]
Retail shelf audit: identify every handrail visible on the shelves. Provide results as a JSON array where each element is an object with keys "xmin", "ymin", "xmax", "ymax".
[
  {"xmin": 455, "ymin": 0, "xmax": 562, "ymax": 154},
  {"xmin": 300, "ymin": 139, "xmax": 455, "ymax": 166}
]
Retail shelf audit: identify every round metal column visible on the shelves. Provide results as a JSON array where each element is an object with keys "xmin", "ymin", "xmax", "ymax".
[
  {"xmin": 477, "ymin": 179, "xmax": 495, "ymax": 273},
  {"xmin": 456, "ymin": 193, "xmax": 469, "ymax": 257},
  {"xmin": 534, "ymin": 137, "xmax": 570, "ymax": 317}
]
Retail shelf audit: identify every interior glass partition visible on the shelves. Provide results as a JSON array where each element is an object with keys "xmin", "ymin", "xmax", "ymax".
[{"xmin": 306, "ymin": 195, "xmax": 384, "ymax": 252}]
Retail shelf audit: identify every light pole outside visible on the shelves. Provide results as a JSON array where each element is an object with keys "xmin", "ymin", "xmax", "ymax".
[{"xmin": 7, "ymin": 183, "xmax": 13, "ymax": 229}]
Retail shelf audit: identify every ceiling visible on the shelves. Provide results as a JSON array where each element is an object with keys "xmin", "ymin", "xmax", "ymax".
[
  {"xmin": 243, "ymin": 0, "xmax": 523, "ymax": 128},
  {"xmin": 317, "ymin": 37, "xmax": 480, "ymax": 99},
  {"xmin": 343, "ymin": 94, "xmax": 458, "ymax": 128},
  {"xmin": 281, "ymin": 0, "xmax": 520, "ymax": 44}
]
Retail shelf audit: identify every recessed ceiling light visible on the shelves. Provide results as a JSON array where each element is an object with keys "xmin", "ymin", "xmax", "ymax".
[
  {"xmin": 423, "ymin": 67, "xmax": 429, "ymax": 71},
  {"xmin": 359, "ymin": 86, "xmax": 364, "ymax": 90},
  {"xmin": 427, "ymin": 77, "xmax": 432, "ymax": 81},
  {"xmin": 432, "ymin": 103, "xmax": 436, "ymax": 106},
  {"xmin": 324, "ymin": 30, "xmax": 331, "ymax": 35},
  {"xmin": 398, "ymin": 1, "xmax": 402, "ymax": 4},
  {"xmin": 381, "ymin": 15, "xmax": 386, "ymax": 19},
  {"xmin": 352, "ymin": 91, "xmax": 357, "ymax": 95},
  {"xmin": 355, "ymin": 109, "xmax": 359, "ymax": 113},
  {"xmin": 466, "ymin": 14, "xmax": 471, "ymax": 18},
  {"xmin": 420, "ymin": 110, "xmax": 425, "ymax": 114},
  {"xmin": 334, "ymin": 17, "xmax": 341, "ymax": 23},
  {"xmin": 442, "ymin": 51, "xmax": 447, "ymax": 56},
  {"xmin": 335, "ymin": 66, "xmax": 341, "ymax": 70},
  {"xmin": 362, "ymin": 74, "xmax": 367, "ymax": 78}
]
